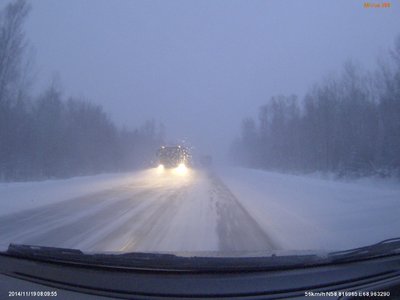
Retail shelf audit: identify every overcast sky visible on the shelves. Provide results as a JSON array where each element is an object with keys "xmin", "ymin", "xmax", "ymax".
[{"xmin": 21, "ymin": 0, "xmax": 400, "ymax": 159}]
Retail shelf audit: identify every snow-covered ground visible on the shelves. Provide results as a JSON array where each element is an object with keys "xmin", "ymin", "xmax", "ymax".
[
  {"xmin": 219, "ymin": 167, "xmax": 400, "ymax": 251},
  {"xmin": 1, "ymin": 167, "xmax": 399, "ymax": 253},
  {"xmin": 0, "ymin": 168, "xmax": 226, "ymax": 252},
  {"xmin": 0, "ymin": 171, "xmax": 144, "ymax": 216}
]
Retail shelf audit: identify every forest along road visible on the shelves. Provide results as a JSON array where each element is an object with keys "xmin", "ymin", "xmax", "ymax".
[{"xmin": 0, "ymin": 168, "xmax": 279, "ymax": 253}]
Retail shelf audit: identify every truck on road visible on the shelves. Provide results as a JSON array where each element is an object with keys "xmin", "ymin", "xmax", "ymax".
[{"xmin": 156, "ymin": 145, "xmax": 190, "ymax": 169}]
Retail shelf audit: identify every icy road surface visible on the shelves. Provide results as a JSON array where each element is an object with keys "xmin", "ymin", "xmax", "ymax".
[
  {"xmin": 0, "ymin": 168, "xmax": 277, "ymax": 253},
  {"xmin": 1, "ymin": 167, "xmax": 400, "ymax": 253}
]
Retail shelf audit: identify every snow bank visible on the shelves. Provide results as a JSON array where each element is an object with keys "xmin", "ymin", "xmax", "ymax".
[
  {"xmin": 219, "ymin": 167, "xmax": 400, "ymax": 251},
  {"xmin": 0, "ymin": 171, "xmax": 147, "ymax": 216}
]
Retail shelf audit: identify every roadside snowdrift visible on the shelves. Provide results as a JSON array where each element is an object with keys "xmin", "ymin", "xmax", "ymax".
[
  {"xmin": 219, "ymin": 168, "xmax": 400, "ymax": 251},
  {"xmin": 0, "ymin": 171, "xmax": 144, "ymax": 216}
]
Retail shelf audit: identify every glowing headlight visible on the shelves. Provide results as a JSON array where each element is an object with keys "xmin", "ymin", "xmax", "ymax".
[
  {"xmin": 157, "ymin": 164, "xmax": 164, "ymax": 173},
  {"xmin": 175, "ymin": 163, "xmax": 187, "ymax": 175}
]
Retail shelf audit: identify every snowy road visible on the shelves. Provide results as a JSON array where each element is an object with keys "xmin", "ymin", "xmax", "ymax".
[
  {"xmin": 0, "ymin": 169, "xmax": 278, "ymax": 253},
  {"xmin": 1, "ymin": 167, "xmax": 400, "ymax": 253}
]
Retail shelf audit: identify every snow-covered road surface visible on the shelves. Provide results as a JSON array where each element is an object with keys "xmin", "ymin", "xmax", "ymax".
[
  {"xmin": 0, "ymin": 169, "xmax": 278, "ymax": 253},
  {"xmin": 1, "ymin": 167, "xmax": 399, "ymax": 253}
]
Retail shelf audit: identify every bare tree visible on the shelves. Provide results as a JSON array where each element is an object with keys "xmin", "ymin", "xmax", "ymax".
[
  {"xmin": 0, "ymin": 0, "xmax": 30, "ymax": 103},
  {"xmin": 233, "ymin": 35, "xmax": 400, "ymax": 178}
]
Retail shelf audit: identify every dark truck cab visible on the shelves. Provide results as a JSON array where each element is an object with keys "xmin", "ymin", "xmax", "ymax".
[{"xmin": 157, "ymin": 145, "xmax": 190, "ymax": 168}]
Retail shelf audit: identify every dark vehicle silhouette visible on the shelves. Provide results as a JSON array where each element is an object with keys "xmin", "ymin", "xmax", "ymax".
[{"xmin": 156, "ymin": 146, "xmax": 190, "ymax": 168}]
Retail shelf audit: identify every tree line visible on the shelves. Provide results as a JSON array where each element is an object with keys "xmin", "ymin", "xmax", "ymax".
[
  {"xmin": 0, "ymin": 1, "xmax": 163, "ymax": 181},
  {"xmin": 231, "ymin": 37, "xmax": 400, "ymax": 178}
]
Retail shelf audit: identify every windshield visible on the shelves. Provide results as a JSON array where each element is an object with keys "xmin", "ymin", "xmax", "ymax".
[{"xmin": 0, "ymin": 0, "xmax": 399, "ymax": 263}]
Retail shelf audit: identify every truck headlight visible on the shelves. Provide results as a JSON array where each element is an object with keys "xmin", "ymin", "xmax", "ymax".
[
  {"xmin": 175, "ymin": 163, "xmax": 187, "ymax": 175},
  {"xmin": 157, "ymin": 164, "xmax": 164, "ymax": 173}
]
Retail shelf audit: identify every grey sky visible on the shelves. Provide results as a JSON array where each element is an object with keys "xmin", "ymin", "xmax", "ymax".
[{"xmin": 22, "ymin": 0, "xmax": 400, "ymax": 159}]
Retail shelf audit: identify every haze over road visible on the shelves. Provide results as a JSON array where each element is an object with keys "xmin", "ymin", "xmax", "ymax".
[{"xmin": 0, "ymin": 169, "xmax": 278, "ymax": 253}]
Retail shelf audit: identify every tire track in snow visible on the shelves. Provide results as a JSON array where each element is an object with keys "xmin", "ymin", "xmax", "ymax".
[
  {"xmin": 112, "ymin": 187, "xmax": 187, "ymax": 252},
  {"xmin": 208, "ymin": 173, "xmax": 280, "ymax": 251},
  {"xmin": 0, "ymin": 183, "xmax": 181, "ymax": 249}
]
